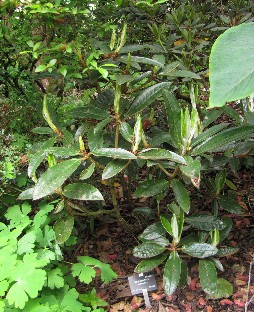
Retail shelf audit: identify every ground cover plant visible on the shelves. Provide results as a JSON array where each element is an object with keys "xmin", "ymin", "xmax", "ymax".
[{"xmin": 1, "ymin": 0, "xmax": 254, "ymax": 311}]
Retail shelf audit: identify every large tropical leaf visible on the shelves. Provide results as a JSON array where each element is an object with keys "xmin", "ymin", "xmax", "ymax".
[
  {"xmin": 209, "ymin": 23, "xmax": 254, "ymax": 107},
  {"xmin": 33, "ymin": 158, "xmax": 81, "ymax": 200}
]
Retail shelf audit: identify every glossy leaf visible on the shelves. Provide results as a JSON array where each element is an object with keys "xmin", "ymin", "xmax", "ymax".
[
  {"xmin": 92, "ymin": 148, "xmax": 136, "ymax": 159},
  {"xmin": 44, "ymin": 147, "xmax": 80, "ymax": 158},
  {"xmin": 171, "ymin": 214, "xmax": 179, "ymax": 241},
  {"xmin": 28, "ymin": 138, "xmax": 55, "ymax": 177},
  {"xmin": 171, "ymin": 179, "xmax": 190, "ymax": 213},
  {"xmin": 63, "ymin": 183, "xmax": 104, "ymax": 201},
  {"xmin": 139, "ymin": 222, "xmax": 166, "ymax": 241},
  {"xmin": 115, "ymin": 74, "xmax": 134, "ymax": 85},
  {"xmin": 191, "ymin": 126, "xmax": 254, "ymax": 155},
  {"xmin": 164, "ymin": 251, "xmax": 181, "ymax": 295},
  {"xmin": 160, "ymin": 216, "xmax": 173, "ymax": 236},
  {"xmin": 219, "ymin": 217, "xmax": 233, "ymax": 243},
  {"xmin": 134, "ymin": 179, "xmax": 169, "ymax": 198},
  {"xmin": 180, "ymin": 156, "xmax": 201, "ymax": 188},
  {"xmin": 182, "ymin": 243, "xmax": 218, "ymax": 258},
  {"xmin": 133, "ymin": 243, "xmax": 166, "ymax": 258},
  {"xmin": 18, "ymin": 188, "xmax": 35, "ymax": 200},
  {"xmin": 216, "ymin": 246, "xmax": 239, "ymax": 257},
  {"xmin": 33, "ymin": 158, "xmax": 81, "ymax": 200},
  {"xmin": 209, "ymin": 23, "xmax": 254, "ymax": 107},
  {"xmin": 120, "ymin": 122, "xmax": 133, "ymax": 143},
  {"xmin": 178, "ymin": 260, "xmax": 188, "ymax": 288},
  {"xmin": 138, "ymin": 148, "xmax": 186, "ymax": 165},
  {"xmin": 218, "ymin": 195, "xmax": 242, "ymax": 214},
  {"xmin": 214, "ymin": 170, "xmax": 226, "ymax": 194},
  {"xmin": 208, "ymin": 278, "xmax": 233, "ymax": 299},
  {"xmin": 191, "ymin": 123, "xmax": 229, "ymax": 148},
  {"xmin": 199, "ymin": 260, "xmax": 217, "ymax": 295},
  {"xmin": 127, "ymin": 82, "xmax": 172, "ymax": 116},
  {"xmin": 130, "ymin": 56, "xmax": 164, "ymax": 68},
  {"xmin": 135, "ymin": 254, "xmax": 167, "ymax": 273},
  {"xmin": 80, "ymin": 163, "xmax": 95, "ymax": 180},
  {"xmin": 102, "ymin": 159, "xmax": 127, "ymax": 180},
  {"xmin": 185, "ymin": 214, "xmax": 225, "ymax": 231},
  {"xmin": 54, "ymin": 215, "xmax": 74, "ymax": 244},
  {"xmin": 162, "ymin": 90, "xmax": 182, "ymax": 149},
  {"xmin": 209, "ymin": 257, "xmax": 224, "ymax": 272}
]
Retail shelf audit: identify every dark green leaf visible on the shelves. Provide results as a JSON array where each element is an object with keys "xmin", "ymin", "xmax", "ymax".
[
  {"xmin": 102, "ymin": 159, "xmax": 127, "ymax": 180},
  {"xmin": 209, "ymin": 257, "xmax": 224, "ymax": 272},
  {"xmin": 79, "ymin": 163, "xmax": 95, "ymax": 180},
  {"xmin": 28, "ymin": 138, "xmax": 56, "ymax": 177},
  {"xmin": 63, "ymin": 183, "xmax": 104, "ymax": 201},
  {"xmin": 133, "ymin": 243, "xmax": 166, "ymax": 258},
  {"xmin": 120, "ymin": 122, "xmax": 133, "ymax": 143},
  {"xmin": 191, "ymin": 126, "xmax": 254, "ymax": 155},
  {"xmin": 139, "ymin": 222, "xmax": 166, "ymax": 241},
  {"xmin": 179, "ymin": 233, "xmax": 199, "ymax": 246},
  {"xmin": 126, "ymin": 82, "xmax": 172, "ymax": 116},
  {"xmin": 214, "ymin": 170, "xmax": 226, "ymax": 194},
  {"xmin": 166, "ymin": 69, "xmax": 201, "ymax": 79},
  {"xmin": 134, "ymin": 179, "xmax": 169, "ymax": 198},
  {"xmin": 115, "ymin": 74, "xmax": 134, "ymax": 85},
  {"xmin": 216, "ymin": 247, "xmax": 239, "ymax": 257},
  {"xmin": 199, "ymin": 260, "xmax": 217, "ymax": 295},
  {"xmin": 180, "ymin": 156, "xmax": 200, "ymax": 187},
  {"xmin": 164, "ymin": 251, "xmax": 181, "ymax": 295},
  {"xmin": 160, "ymin": 216, "xmax": 173, "ymax": 236},
  {"xmin": 88, "ymin": 127, "xmax": 103, "ymax": 151},
  {"xmin": 178, "ymin": 260, "xmax": 188, "ymax": 288},
  {"xmin": 138, "ymin": 148, "xmax": 186, "ymax": 164},
  {"xmin": 218, "ymin": 195, "xmax": 242, "ymax": 214},
  {"xmin": 207, "ymin": 278, "xmax": 233, "ymax": 299},
  {"xmin": 92, "ymin": 148, "xmax": 136, "ymax": 159},
  {"xmin": 33, "ymin": 158, "xmax": 81, "ymax": 200},
  {"xmin": 32, "ymin": 127, "xmax": 54, "ymax": 135},
  {"xmin": 171, "ymin": 179, "xmax": 190, "ymax": 213},
  {"xmin": 162, "ymin": 90, "xmax": 182, "ymax": 149},
  {"xmin": 54, "ymin": 215, "xmax": 74, "ymax": 244},
  {"xmin": 135, "ymin": 254, "xmax": 167, "ymax": 273},
  {"xmin": 44, "ymin": 147, "xmax": 80, "ymax": 158},
  {"xmin": 185, "ymin": 215, "xmax": 225, "ymax": 231},
  {"xmin": 182, "ymin": 243, "xmax": 218, "ymax": 258},
  {"xmin": 191, "ymin": 123, "xmax": 229, "ymax": 148},
  {"xmin": 130, "ymin": 56, "xmax": 164, "ymax": 67},
  {"xmin": 219, "ymin": 217, "xmax": 233, "ymax": 243}
]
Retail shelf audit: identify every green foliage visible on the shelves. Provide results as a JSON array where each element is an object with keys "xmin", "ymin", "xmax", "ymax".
[{"xmin": 0, "ymin": 202, "xmax": 116, "ymax": 311}]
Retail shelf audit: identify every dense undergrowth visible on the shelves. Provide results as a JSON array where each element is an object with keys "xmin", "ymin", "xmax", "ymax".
[{"xmin": 1, "ymin": 0, "xmax": 254, "ymax": 310}]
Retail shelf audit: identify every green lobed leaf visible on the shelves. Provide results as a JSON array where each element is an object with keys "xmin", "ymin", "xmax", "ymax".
[
  {"xmin": 134, "ymin": 179, "xmax": 169, "ymax": 198},
  {"xmin": 171, "ymin": 179, "xmax": 190, "ymax": 213},
  {"xmin": 209, "ymin": 23, "xmax": 254, "ymax": 107},
  {"xmin": 138, "ymin": 148, "xmax": 186, "ymax": 164},
  {"xmin": 28, "ymin": 138, "xmax": 56, "ymax": 177},
  {"xmin": 135, "ymin": 254, "xmax": 168, "ymax": 273},
  {"xmin": 79, "ymin": 163, "xmax": 95, "ymax": 180},
  {"xmin": 92, "ymin": 147, "xmax": 136, "ymax": 159},
  {"xmin": 33, "ymin": 158, "xmax": 81, "ymax": 200},
  {"xmin": 185, "ymin": 215, "xmax": 225, "ymax": 231},
  {"xmin": 126, "ymin": 82, "xmax": 172, "ymax": 116},
  {"xmin": 54, "ymin": 215, "xmax": 74, "ymax": 244},
  {"xmin": 47, "ymin": 268, "xmax": 64, "ymax": 289},
  {"xmin": 102, "ymin": 159, "xmax": 127, "ymax": 180},
  {"xmin": 63, "ymin": 183, "xmax": 104, "ymax": 201},
  {"xmin": 182, "ymin": 243, "xmax": 218, "ymax": 258},
  {"xmin": 163, "ymin": 251, "xmax": 181, "ymax": 295},
  {"xmin": 133, "ymin": 242, "xmax": 166, "ymax": 258},
  {"xmin": 199, "ymin": 260, "xmax": 217, "ymax": 295},
  {"xmin": 218, "ymin": 194, "xmax": 242, "ymax": 214},
  {"xmin": 191, "ymin": 126, "xmax": 254, "ymax": 155},
  {"xmin": 71, "ymin": 263, "xmax": 96, "ymax": 284}
]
